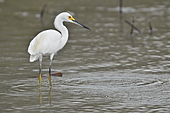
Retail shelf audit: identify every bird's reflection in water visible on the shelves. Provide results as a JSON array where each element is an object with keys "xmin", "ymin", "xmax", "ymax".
[
  {"xmin": 39, "ymin": 88, "xmax": 42, "ymax": 104},
  {"xmin": 38, "ymin": 72, "xmax": 62, "ymax": 111},
  {"xmin": 39, "ymin": 84, "xmax": 52, "ymax": 112}
]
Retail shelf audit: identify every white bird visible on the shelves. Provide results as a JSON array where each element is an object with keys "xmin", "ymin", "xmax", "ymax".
[{"xmin": 28, "ymin": 12, "xmax": 90, "ymax": 86}]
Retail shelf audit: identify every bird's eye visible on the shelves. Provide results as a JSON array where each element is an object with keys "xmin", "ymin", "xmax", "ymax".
[{"xmin": 68, "ymin": 16, "xmax": 71, "ymax": 19}]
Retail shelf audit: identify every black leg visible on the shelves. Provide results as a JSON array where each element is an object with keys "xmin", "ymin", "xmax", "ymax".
[
  {"xmin": 48, "ymin": 60, "xmax": 52, "ymax": 86},
  {"xmin": 49, "ymin": 61, "xmax": 52, "ymax": 75},
  {"xmin": 39, "ymin": 60, "xmax": 42, "ymax": 75},
  {"xmin": 39, "ymin": 58, "xmax": 42, "ymax": 87},
  {"xmin": 39, "ymin": 55, "xmax": 42, "ymax": 86}
]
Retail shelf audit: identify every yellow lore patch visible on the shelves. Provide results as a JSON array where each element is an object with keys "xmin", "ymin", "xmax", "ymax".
[{"xmin": 68, "ymin": 16, "xmax": 75, "ymax": 20}]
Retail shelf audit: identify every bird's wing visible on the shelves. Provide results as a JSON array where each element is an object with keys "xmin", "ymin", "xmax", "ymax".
[{"xmin": 28, "ymin": 29, "xmax": 61, "ymax": 55}]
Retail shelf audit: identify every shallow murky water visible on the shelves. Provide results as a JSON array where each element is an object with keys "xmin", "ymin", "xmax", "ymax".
[{"xmin": 0, "ymin": 0, "xmax": 170, "ymax": 112}]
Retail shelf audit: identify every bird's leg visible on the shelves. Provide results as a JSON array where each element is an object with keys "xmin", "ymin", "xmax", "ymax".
[
  {"xmin": 48, "ymin": 54, "xmax": 54, "ymax": 87},
  {"xmin": 38, "ymin": 55, "xmax": 43, "ymax": 104},
  {"xmin": 48, "ymin": 59, "xmax": 52, "ymax": 87},
  {"xmin": 39, "ymin": 56, "xmax": 43, "ymax": 87}
]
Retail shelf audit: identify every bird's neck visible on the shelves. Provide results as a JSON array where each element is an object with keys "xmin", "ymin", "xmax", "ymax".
[{"xmin": 54, "ymin": 19, "xmax": 69, "ymax": 50}]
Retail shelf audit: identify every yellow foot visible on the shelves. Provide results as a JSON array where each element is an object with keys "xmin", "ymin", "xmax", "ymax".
[
  {"xmin": 48, "ymin": 74, "xmax": 52, "ymax": 87},
  {"xmin": 39, "ymin": 74, "xmax": 42, "ymax": 87}
]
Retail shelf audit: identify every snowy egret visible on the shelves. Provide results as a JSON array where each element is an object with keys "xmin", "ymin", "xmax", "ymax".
[{"xmin": 28, "ymin": 12, "xmax": 90, "ymax": 86}]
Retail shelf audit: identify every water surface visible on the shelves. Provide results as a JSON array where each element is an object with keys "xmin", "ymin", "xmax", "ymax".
[{"xmin": 0, "ymin": 0, "xmax": 170, "ymax": 112}]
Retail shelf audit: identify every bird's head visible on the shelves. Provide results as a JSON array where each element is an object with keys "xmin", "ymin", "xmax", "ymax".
[{"xmin": 58, "ymin": 12, "xmax": 91, "ymax": 30}]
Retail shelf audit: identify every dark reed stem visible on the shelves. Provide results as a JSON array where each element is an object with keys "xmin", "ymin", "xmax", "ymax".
[
  {"xmin": 130, "ymin": 16, "xmax": 135, "ymax": 35},
  {"xmin": 40, "ymin": 4, "xmax": 47, "ymax": 26},
  {"xmin": 125, "ymin": 19, "xmax": 141, "ymax": 34},
  {"xmin": 119, "ymin": 0, "xmax": 123, "ymax": 17},
  {"xmin": 149, "ymin": 21, "xmax": 153, "ymax": 35}
]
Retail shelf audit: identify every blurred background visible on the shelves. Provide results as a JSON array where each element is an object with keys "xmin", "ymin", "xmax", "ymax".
[{"xmin": 0, "ymin": 0, "xmax": 170, "ymax": 112}]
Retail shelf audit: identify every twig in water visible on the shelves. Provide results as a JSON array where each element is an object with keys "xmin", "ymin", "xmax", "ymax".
[
  {"xmin": 129, "ymin": 16, "xmax": 135, "ymax": 47},
  {"xmin": 149, "ymin": 21, "xmax": 153, "ymax": 35},
  {"xmin": 40, "ymin": 4, "xmax": 47, "ymax": 26},
  {"xmin": 125, "ymin": 19, "xmax": 141, "ymax": 34},
  {"xmin": 130, "ymin": 16, "xmax": 135, "ymax": 35},
  {"xmin": 119, "ymin": 0, "xmax": 123, "ymax": 17}
]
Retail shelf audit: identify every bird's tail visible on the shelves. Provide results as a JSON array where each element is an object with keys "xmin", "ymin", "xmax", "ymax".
[{"xmin": 29, "ymin": 55, "xmax": 38, "ymax": 62}]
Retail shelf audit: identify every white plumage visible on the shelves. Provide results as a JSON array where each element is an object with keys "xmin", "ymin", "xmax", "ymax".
[{"xmin": 28, "ymin": 30, "xmax": 61, "ymax": 62}]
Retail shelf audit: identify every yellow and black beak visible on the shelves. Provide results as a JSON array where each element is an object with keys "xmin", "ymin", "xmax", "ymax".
[
  {"xmin": 72, "ymin": 20, "xmax": 91, "ymax": 30},
  {"xmin": 69, "ymin": 16, "xmax": 91, "ymax": 30}
]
